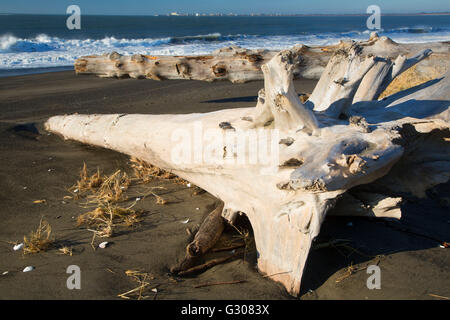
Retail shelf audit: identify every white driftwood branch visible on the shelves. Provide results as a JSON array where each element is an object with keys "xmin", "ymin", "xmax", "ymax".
[
  {"xmin": 47, "ymin": 42, "xmax": 449, "ymax": 296},
  {"xmin": 308, "ymin": 34, "xmax": 439, "ymax": 118},
  {"xmin": 328, "ymin": 192, "xmax": 402, "ymax": 219}
]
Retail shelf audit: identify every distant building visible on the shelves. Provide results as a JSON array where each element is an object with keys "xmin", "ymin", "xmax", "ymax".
[{"xmin": 170, "ymin": 12, "xmax": 179, "ymax": 16}]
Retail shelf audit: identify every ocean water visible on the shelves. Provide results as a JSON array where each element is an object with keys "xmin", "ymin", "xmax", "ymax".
[{"xmin": 0, "ymin": 14, "xmax": 449, "ymax": 73}]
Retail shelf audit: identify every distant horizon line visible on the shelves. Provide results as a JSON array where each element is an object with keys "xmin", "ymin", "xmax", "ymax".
[{"xmin": 1, "ymin": 12, "xmax": 449, "ymax": 17}]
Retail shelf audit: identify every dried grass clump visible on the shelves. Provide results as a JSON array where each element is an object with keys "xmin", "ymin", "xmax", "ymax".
[
  {"xmin": 119, "ymin": 270, "xmax": 156, "ymax": 300},
  {"xmin": 89, "ymin": 170, "xmax": 131, "ymax": 203},
  {"xmin": 23, "ymin": 219, "xmax": 54, "ymax": 254},
  {"xmin": 69, "ymin": 163, "xmax": 103, "ymax": 199},
  {"xmin": 68, "ymin": 164, "xmax": 131, "ymax": 204},
  {"xmin": 77, "ymin": 204, "xmax": 144, "ymax": 230},
  {"xmin": 58, "ymin": 246, "xmax": 73, "ymax": 256},
  {"xmin": 130, "ymin": 157, "xmax": 187, "ymax": 185},
  {"xmin": 379, "ymin": 65, "xmax": 440, "ymax": 99}
]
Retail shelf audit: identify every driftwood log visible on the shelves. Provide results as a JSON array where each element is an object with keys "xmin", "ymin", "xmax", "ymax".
[
  {"xmin": 170, "ymin": 201, "xmax": 225, "ymax": 274},
  {"xmin": 74, "ymin": 33, "xmax": 449, "ymax": 83},
  {"xmin": 47, "ymin": 35, "xmax": 449, "ymax": 296}
]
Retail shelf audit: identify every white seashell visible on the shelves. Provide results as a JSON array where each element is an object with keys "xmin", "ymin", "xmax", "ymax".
[
  {"xmin": 196, "ymin": 208, "xmax": 199, "ymax": 210},
  {"xmin": 23, "ymin": 266, "xmax": 34, "ymax": 272},
  {"xmin": 151, "ymin": 288, "xmax": 158, "ymax": 293},
  {"xmin": 186, "ymin": 183, "xmax": 191, "ymax": 187},
  {"xmin": 439, "ymin": 245, "xmax": 445, "ymax": 249},
  {"xmin": 99, "ymin": 241, "xmax": 109, "ymax": 249},
  {"xmin": 2, "ymin": 271, "xmax": 8, "ymax": 275},
  {"xmin": 13, "ymin": 243, "xmax": 24, "ymax": 251},
  {"xmin": 23, "ymin": 187, "xmax": 27, "ymax": 190},
  {"xmin": 74, "ymin": 189, "xmax": 78, "ymax": 193},
  {"xmin": 180, "ymin": 219, "xmax": 190, "ymax": 224},
  {"xmin": 136, "ymin": 197, "xmax": 141, "ymax": 201}
]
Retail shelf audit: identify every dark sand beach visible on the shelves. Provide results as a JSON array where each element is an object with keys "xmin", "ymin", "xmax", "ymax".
[{"xmin": 0, "ymin": 71, "xmax": 448, "ymax": 300}]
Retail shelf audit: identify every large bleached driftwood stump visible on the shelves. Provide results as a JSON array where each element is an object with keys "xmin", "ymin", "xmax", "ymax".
[{"xmin": 46, "ymin": 36, "xmax": 449, "ymax": 296}]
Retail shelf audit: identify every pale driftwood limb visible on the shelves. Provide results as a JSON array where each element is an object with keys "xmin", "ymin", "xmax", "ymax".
[
  {"xmin": 308, "ymin": 34, "xmax": 438, "ymax": 118},
  {"xmin": 328, "ymin": 192, "xmax": 402, "ymax": 219},
  {"xmin": 46, "ymin": 36, "xmax": 450, "ymax": 295},
  {"xmin": 352, "ymin": 48, "xmax": 433, "ymax": 104}
]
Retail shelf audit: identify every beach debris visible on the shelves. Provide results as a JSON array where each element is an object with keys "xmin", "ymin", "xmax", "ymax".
[
  {"xmin": 186, "ymin": 183, "xmax": 191, "ymax": 188},
  {"xmin": 193, "ymin": 187, "xmax": 206, "ymax": 195},
  {"xmin": 118, "ymin": 270, "xmax": 155, "ymax": 300},
  {"xmin": 439, "ymin": 242, "xmax": 449, "ymax": 249},
  {"xmin": 13, "ymin": 243, "xmax": 24, "ymax": 251},
  {"xmin": 23, "ymin": 219, "xmax": 54, "ymax": 254},
  {"xmin": 211, "ymin": 243, "xmax": 245, "ymax": 253},
  {"xmin": 78, "ymin": 204, "xmax": 144, "ymax": 232},
  {"xmin": 151, "ymin": 288, "xmax": 158, "ymax": 293},
  {"xmin": 23, "ymin": 187, "xmax": 27, "ymax": 190},
  {"xmin": 180, "ymin": 219, "xmax": 190, "ymax": 224},
  {"xmin": 178, "ymin": 252, "xmax": 241, "ymax": 277},
  {"xmin": 68, "ymin": 164, "xmax": 130, "ymax": 203},
  {"xmin": 149, "ymin": 191, "xmax": 168, "ymax": 205},
  {"xmin": 58, "ymin": 246, "xmax": 73, "ymax": 256},
  {"xmin": 194, "ymin": 280, "xmax": 247, "ymax": 289},
  {"xmin": 45, "ymin": 34, "xmax": 450, "ymax": 296},
  {"xmin": 130, "ymin": 157, "xmax": 186, "ymax": 184},
  {"xmin": 428, "ymin": 293, "xmax": 450, "ymax": 300},
  {"xmin": 2, "ymin": 271, "xmax": 8, "ymax": 276},
  {"xmin": 171, "ymin": 202, "xmax": 225, "ymax": 274},
  {"xmin": 33, "ymin": 199, "xmax": 47, "ymax": 204},
  {"xmin": 98, "ymin": 241, "xmax": 109, "ymax": 249},
  {"xmin": 23, "ymin": 266, "xmax": 34, "ymax": 273}
]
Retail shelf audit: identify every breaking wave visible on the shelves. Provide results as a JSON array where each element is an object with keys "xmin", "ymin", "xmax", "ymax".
[{"xmin": 1, "ymin": 27, "xmax": 449, "ymax": 70}]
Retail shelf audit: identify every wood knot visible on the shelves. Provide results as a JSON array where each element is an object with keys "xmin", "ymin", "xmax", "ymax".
[
  {"xmin": 109, "ymin": 52, "xmax": 122, "ymax": 60},
  {"xmin": 212, "ymin": 64, "xmax": 227, "ymax": 77},
  {"xmin": 219, "ymin": 122, "xmax": 235, "ymax": 130}
]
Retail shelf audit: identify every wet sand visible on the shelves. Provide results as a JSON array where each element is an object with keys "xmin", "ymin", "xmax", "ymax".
[{"xmin": 0, "ymin": 71, "xmax": 448, "ymax": 300}]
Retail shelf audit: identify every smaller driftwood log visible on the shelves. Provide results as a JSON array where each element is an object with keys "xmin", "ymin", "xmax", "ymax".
[{"xmin": 74, "ymin": 32, "xmax": 449, "ymax": 83}]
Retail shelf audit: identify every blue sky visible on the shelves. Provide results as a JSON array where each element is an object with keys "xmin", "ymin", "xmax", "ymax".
[{"xmin": 1, "ymin": 0, "xmax": 449, "ymax": 15}]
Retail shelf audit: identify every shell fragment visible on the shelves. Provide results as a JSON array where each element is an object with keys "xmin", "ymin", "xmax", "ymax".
[
  {"xmin": 99, "ymin": 241, "xmax": 109, "ymax": 249},
  {"xmin": 13, "ymin": 243, "xmax": 24, "ymax": 251},
  {"xmin": 23, "ymin": 266, "xmax": 34, "ymax": 272}
]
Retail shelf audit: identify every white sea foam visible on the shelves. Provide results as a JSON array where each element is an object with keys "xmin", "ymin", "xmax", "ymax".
[{"xmin": 1, "ymin": 30, "xmax": 449, "ymax": 70}]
